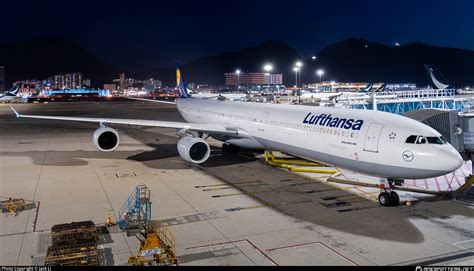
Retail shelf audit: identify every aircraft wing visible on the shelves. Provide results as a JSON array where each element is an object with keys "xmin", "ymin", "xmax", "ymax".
[
  {"xmin": 125, "ymin": 97, "xmax": 177, "ymax": 104},
  {"xmin": 10, "ymin": 106, "xmax": 248, "ymax": 137}
]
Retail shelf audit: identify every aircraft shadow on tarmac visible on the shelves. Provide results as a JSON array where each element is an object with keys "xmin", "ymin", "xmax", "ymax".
[
  {"xmin": 127, "ymin": 143, "xmax": 257, "ymax": 168},
  {"xmin": 199, "ymin": 160, "xmax": 474, "ymax": 244},
  {"xmin": 3, "ymin": 130, "xmax": 474, "ymax": 244},
  {"xmin": 1, "ymin": 144, "xmax": 257, "ymax": 170}
]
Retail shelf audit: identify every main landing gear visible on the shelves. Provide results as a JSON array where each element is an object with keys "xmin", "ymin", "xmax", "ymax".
[{"xmin": 378, "ymin": 178, "xmax": 402, "ymax": 207}]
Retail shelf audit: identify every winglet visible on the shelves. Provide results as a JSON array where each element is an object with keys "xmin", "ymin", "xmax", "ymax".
[{"xmin": 10, "ymin": 106, "xmax": 20, "ymax": 118}]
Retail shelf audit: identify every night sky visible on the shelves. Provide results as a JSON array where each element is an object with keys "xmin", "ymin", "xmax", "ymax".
[{"xmin": 3, "ymin": 0, "xmax": 474, "ymax": 70}]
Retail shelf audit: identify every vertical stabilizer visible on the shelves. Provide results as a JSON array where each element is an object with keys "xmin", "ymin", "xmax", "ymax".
[
  {"xmin": 424, "ymin": 65, "xmax": 451, "ymax": 89},
  {"xmin": 375, "ymin": 83, "xmax": 386, "ymax": 92},
  {"xmin": 360, "ymin": 83, "xmax": 373, "ymax": 92},
  {"xmin": 176, "ymin": 62, "xmax": 190, "ymax": 98},
  {"xmin": 4, "ymin": 84, "xmax": 21, "ymax": 96}
]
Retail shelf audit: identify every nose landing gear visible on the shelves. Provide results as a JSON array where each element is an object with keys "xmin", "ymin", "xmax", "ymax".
[{"xmin": 378, "ymin": 178, "xmax": 401, "ymax": 207}]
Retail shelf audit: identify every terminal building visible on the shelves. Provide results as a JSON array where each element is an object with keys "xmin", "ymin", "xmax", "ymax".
[
  {"xmin": 225, "ymin": 72, "xmax": 283, "ymax": 86},
  {"xmin": 306, "ymin": 82, "xmax": 384, "ymax": 92},
  {"xmin": 306, "ymin": 82, "xmax": 417, "ymax": 92},
  {"xmin": 46, "ymin": 73, "xmax": 84, "ymax": 89},
  {"xmin": 42, "ymin": 88, "xmax": 110, "ymax": 97}
]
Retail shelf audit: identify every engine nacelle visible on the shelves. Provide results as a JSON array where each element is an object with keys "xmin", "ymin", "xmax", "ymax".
[
  {"xmin": 177, "ymin": 136, "xmax": 210, "ymax": 164},
  {"xmin": 93, "ymin": 127, "xmax": 120, "ymax": 152}
]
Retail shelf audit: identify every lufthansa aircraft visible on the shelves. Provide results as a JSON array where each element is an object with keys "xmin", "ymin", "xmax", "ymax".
[{"xmin": 10, "ymin": 65, "xmax": 463, "ymax": 206}]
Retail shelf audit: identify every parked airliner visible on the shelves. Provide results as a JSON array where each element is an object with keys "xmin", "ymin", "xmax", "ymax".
[
  {"xmin": 10, "ymin": 65, "xmax": 463, "ymax": 206},
  {"xmin": 299, "ymin": 91, "xmax": 343, "ymax": 102},
  {"xmin": 0, "ymin": 84, "xmax": 21, "ymax": 102},
  {"xmin": 299, "ymin": 83, "xmax": 374, "ymax": 102}
]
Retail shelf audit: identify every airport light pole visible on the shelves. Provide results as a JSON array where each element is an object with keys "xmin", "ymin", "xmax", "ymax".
[
  {"xmin": 295, "ymin": 61, "xmax": 303, "ymax": 88},
  {"xmin": 293, "ymin": 67, "xmax": 299, "ymax": 88},
  {"xmin": 263, "ymin": 64, "xmax": 273, "ymax": 75},
  {"xmin": 317, "ymin": 69, "xmax": 324, "ymax": 83},
  {"xmin": 236, "ymin": 69, "xmax": 241, "ymax": 90},
  {"xmin": 263, "ymin": 64, "xmax": 273, "ymax": 84},
  {"xmin": 263, "ymin": 64, "xmax": 273, "ymax": 101}
]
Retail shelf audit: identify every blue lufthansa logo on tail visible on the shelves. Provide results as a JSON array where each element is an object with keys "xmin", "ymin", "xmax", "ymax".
[{"xmin": 303, "ymin": 113, "xmax": 364, "ymax": 131}]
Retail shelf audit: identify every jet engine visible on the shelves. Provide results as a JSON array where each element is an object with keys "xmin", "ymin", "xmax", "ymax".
[
  {"xmin": 177, "ymin": 136, "xmax": 211, "ymax": 164},
  {"xmin": 93, "ymin": 127, "xmax": 120, "ymax": 152}
]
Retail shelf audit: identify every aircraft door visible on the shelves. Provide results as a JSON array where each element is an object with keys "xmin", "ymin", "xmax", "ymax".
[{"xmin": 363, "ymin": 123, "xmax": 384, "ymax": 153}]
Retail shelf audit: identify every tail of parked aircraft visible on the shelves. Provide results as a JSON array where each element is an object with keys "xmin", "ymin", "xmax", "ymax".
[
  {"xmin": 4, "ymin": 84, "xmax": 21, "ymax": 96},
  {"xmin": 176, "ymin": 62, "xmax": 190, "ymax": 98},
  {"xmin": 360, "ymin": 83, "xmax": 373, "ymax": 92},
  {"xmin": 374, "ymin": 83, "xmax": 386, "ymax": 92},
  {"xmin": 424, "ymin": 64, "xmax": 453, "ymax": 90}
]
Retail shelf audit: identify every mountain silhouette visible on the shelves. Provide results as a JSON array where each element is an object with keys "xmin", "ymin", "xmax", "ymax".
[
  {"xmin": 148, "ymin": 39, "xmax": 474, "ymax": 87},
  {"xmin": 3, "ymin": 37, "xmax": 474, "ymax": 88},
  {"xmin": 300, "ymin": 38, "xmax": 474, "ymax": 87},
  {"xmin": 142, "ymin": 40, "xmax": 301, "ymax": 86}
]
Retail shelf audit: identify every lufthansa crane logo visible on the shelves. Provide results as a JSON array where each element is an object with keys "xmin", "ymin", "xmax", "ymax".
[{"xmin": 402, "ymin": 150, "xmax": 414, "ymax": 162}]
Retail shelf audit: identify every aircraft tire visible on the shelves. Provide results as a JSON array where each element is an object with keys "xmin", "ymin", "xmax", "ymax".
[
  {"xmin": 378, "ymin": 192, "xmax": 391, "ymax": 207},
  {"xmin": 389, "ymin": 191, "xmax": 400, "ymax": 206}
]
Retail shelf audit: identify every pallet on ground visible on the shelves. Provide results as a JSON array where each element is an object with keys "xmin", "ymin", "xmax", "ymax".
[{"xmin": 45, "ymin": 220, "xmax": 100, "ymax": 266}]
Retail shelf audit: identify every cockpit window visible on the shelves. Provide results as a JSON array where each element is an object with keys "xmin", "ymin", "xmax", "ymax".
[
  {"xmin": 427, "ymin": 136, "xmax": 447, "ymax": 144},
  {"xmin": 405, "ymin": 135, "xmax": 417, "ymax": 144},
  {"xmin": 406, "ymin": 135, "xmax": 447, "ymax": 145},
  {"xmin": 416, "ymin": 136, "xmax": 426, "ymax": 144}
]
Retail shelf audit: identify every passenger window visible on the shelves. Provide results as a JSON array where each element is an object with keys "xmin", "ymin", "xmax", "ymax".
[
  {"xmin": 405, "ymin": 135, "xmax": 417, "ymax": 144},
  {"xmin": 416, "ymin": 136, "xmax": 426, "ymax": 144}
]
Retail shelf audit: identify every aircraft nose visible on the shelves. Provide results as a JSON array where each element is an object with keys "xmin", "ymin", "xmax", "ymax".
[{"xmin": 437, "ymin": 147, "xmax": 463, "ymax": 173}]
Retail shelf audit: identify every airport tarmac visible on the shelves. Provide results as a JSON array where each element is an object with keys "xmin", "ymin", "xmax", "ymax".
[{"xmin": 0, "ymin": 101, "xmax": 473, "ymax": 266}]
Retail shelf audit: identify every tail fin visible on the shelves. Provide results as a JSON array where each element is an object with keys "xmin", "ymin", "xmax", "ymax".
[
  {"xmin": 360, "ymin": 83, "xmax": 373, "ymax": 92},
  {"xmin": 176, "ymin": 62, "xmax": 190, "ymax": 98},
  {"xmin": 5, "ymin": 84, "xmax": 21, "ymax": 96},
  {"xmin": 375, "ymin": 83, "xmax": 386, "ymax": 92},
  {"xmin": 424, "ymin": 64, "xmax": 452, "ymax": 89}
]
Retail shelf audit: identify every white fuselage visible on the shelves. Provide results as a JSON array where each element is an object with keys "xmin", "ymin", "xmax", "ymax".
[
  {"xmin": 177, "ymin": 98, "xmax": 463, "ymax": 179},
  {"xmin": 0, "ymin": 95, "xmax": 18, "ymax": 102}
]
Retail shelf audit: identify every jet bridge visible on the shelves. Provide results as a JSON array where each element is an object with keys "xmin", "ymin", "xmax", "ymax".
[{"xmin": 404, "ymin": 109, "xmax": 474, "ymax": 202}]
